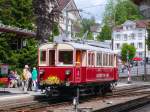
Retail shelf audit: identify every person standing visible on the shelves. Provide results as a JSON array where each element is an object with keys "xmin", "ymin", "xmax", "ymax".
[
  {"xmin": 27, "ymin": 68, "xmax": 32, "ymax": 91},
  {"xmin": 32, "ymin": 67, "xmax": 38, "ymax": 91},
  {"xmin": 22, "ymin": 65, "xmax": 29, "ymax": 92}
]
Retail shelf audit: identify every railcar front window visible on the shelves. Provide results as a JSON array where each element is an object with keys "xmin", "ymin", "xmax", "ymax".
[
  {"xmin": 59, "ymin": 51, "xmax": 73, "ymax": 65},
  {"xmin": 40, "ymin": 50, "xmax": 46, "ymax": 64}
]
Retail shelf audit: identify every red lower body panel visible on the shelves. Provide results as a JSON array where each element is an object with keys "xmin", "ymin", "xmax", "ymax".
[{"xmin": 38, "ymin": 66, "xmax": 118, "ymax": 86}]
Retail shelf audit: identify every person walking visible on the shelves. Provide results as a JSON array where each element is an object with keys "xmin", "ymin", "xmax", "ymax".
[
  {"xmin": 22, "ymin": 65, "xmax": 29, "ymax": 92},
  {"xmin": 32, "ymin": 67, "xmax": 38, "ymax": 91}
]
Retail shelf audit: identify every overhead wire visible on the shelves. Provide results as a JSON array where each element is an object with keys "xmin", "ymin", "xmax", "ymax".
[
  {"xmin": 76, "ymin": 3, "xmax": 107, "ymax": 21},
  {"xmin": 79, "ymin": 3, "xmax": 107, "ymax": 9}
]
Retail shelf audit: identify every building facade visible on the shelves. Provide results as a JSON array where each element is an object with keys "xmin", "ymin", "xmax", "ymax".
[
  {"xmin": 113, "ymin": 20, "xmax": 150, "ymax": 58},
  {"xmin": 57, "ymin": 0, "xmax": 81, "ymax": 39}
]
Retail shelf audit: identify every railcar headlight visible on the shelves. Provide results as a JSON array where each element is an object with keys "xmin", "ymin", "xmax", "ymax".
[
  {"xmin": 65, "ymin": 70, "xmax": 71, "ymax": 76},
  {"xmin": 39, "ymin": 69, "xmax": 45, "ymax": 75}
]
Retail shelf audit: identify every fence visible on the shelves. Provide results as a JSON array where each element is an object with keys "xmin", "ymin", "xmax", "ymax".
[{"xmin": 119, "ymin": 64, "xmax": 150, "ymax": 77}]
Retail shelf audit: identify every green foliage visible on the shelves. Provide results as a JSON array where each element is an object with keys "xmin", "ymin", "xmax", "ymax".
[
  {"xmin": 52, "ymin": 23, "xmax": 59, "ymax": 36},
  {"xmin": 103, "ymin": 0, "xmax": 142, "ymax": 26},
  {"xmin": 49, "ymin": 23, "xmax": 60, "ymax": 42},
  {"xmin": 77, "ymin": 18, "xmax": 95, "ymax": 40},
  {"xmin": 121, "ymin": 43, "xmax": 136, "ymax": 62},
  {"xmin": 0, "ymin": 0, "xmax": 34, "ymax": 29},
  {"xmin": 100, "ymin": 0, "xmax": 143, "ymax": 41},
  {"xmin": 0, "ymin": 0, "xmax": 37, "ymax": 71},
  {"xmin": 97, "ymin": 24, "xmax": 112, "ymax": 41},
  {"xmin": 115, "ymin": 0, "xmax": 142, "ymax": 25}
]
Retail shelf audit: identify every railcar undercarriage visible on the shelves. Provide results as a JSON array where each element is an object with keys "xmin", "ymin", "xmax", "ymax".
[{"xmin": 41, "ymin": 81, "xmax": 117, "ymax": 97}]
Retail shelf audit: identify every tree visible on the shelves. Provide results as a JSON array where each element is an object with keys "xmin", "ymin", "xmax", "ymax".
[
  {"xmin": 121, "ymin": 43, "xmax": 136, "ymax": 62},
  {"xmin": 0, "ymin": 0, "xmax": 37, "ymax": 69},
  {"xmin": 103, "ymin": 0, "xmax": 142, "ymax": 26},
  {"xmin": 76, "ymin": 18, "xmax": 95, "ymax": 40},
  {"xmin": 115, "ymin": 0, "xmax": 142, "ymax": 25},
  {"xmin": 99, "ymin": 0, "xmax": 143, "ymax": 41},
  {"xmin": 97, "ymin": 24, "xmax": 112, "ymax": 41},
  {"xmin": 33, "ymin": 0, "xmax": 59, "ymax": 44},
  {"xmin": 0, "ymin": 0, "xmax": 34, "ymax": 29}
]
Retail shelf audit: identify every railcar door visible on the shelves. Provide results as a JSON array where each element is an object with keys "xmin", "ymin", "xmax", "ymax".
[
  {"xmin": 75, "ymin": 50, "xmax": 82, "ymax": 83},
  {"xmin": 48, "ymin": 50, "xmax": 55, "ymax": 66}
]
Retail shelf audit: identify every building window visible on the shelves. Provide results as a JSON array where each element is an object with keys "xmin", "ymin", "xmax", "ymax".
[
  {"xmin": 139, "ymin": 52, "xmax": 143, "ymax": 57},
  {"xmin": 138, "ymin": 33, "xmax": 142, "ymax": 40},
  {"xmin": 126, "ymin": 25, "xmax": 133, "ymax": 30},
  {"xmin": 115, "ymin": 34, "xmax": 121, "ymax": 40},
  {"xmin": 116, "ymin": 43, "xmax": 120, "ymax": 49},
  {"xmin": 130, "ymin": 33, "xmax": 135, "ymax": 40},
  {"xmin": 130, "ymin": 43, "xmax": 134, "ymax": 47},
  {"xmin": 123, "ymin": 34, "xmax": 127, "ymax": 41},
  {"xmin": 138, "ymin": 42, "xmax": 143, "ymax": 48}
]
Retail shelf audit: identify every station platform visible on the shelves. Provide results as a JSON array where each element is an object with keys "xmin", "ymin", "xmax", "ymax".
[
  {"xmin": 0, "ymin": 87, "xmax": 43, "ymax": 101},
  {"xmin": 0, "ymin": 81, "xmax": 150, "ymax": 101}
]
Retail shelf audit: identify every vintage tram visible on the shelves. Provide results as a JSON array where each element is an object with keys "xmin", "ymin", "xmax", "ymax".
[{"xmin": 38, "ymin": 40, "xmax": 118, "ymax": 96}]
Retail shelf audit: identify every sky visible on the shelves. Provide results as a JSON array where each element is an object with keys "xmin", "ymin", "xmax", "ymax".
[{"xmin": 74, "ymin": 0, "xmax": 108, "ymax": 23}]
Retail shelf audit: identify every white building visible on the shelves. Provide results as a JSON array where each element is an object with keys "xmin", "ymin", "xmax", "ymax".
[
  {"xmin": 57, "ymin": 0, "xmax": 81, "ymax": 39},
  {"xmin": 112, "ymin": 20, "xmax": 150, "ymax": 58}
]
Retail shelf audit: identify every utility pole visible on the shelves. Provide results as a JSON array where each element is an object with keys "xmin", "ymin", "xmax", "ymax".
[
  {"xmin": 111, "ymin": 0, "xmax": 115, "ymax": 50},
  {"xmin": 144, "ymin": 26, "xmax": 147, "ymax": 81},
  {"xmin": 73, "ymin": 87, "xmax": 80, "ymax": 112},
  {"xmin": 65, "ymin": 10, "xmax": 69, "ymax": 38},
  {"xmin": 127, "ymin": 51, "xmax": 131, "ymax": 83}
]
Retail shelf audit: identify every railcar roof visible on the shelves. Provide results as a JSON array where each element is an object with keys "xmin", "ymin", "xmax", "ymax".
[
  {"xmin": 39, "ymin": 42, "xmax": 114, "ymax": 53},
  {"xmin": 66, "ymin": 42, "xmax": 113, "ymax": 53}
]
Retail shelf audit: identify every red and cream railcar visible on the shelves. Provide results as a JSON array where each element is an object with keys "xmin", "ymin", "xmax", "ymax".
[{"xmin": 38, "ymin": 42, "xmax": 118, "ymax": 95}]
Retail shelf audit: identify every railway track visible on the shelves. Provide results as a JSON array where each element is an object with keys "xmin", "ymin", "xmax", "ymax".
[{"xmin": 1, "ymin": 85, "xmax": 150, "ymax": 112}]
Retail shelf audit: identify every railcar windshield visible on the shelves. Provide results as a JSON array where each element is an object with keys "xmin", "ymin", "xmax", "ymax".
[
  {"xmin": 40, "ymin": 50, "xmax": 46, "ymax": 64},
  {"xmin": 59, "ymin": 51, "xmax": 73, "ymax": 65}
]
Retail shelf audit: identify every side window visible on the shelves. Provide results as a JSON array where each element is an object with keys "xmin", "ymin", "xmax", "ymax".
[
  {"xmin": 97, "ymin": 52, "xmax": 102, "ymax": 66},
  {"xmin": 88, "ymin": 52, "xmax": 95, "ymax": 66},
  {"xmin": 92, "ymin": 53, "xmax": 95, "ymax": 66},
  {"xmin": 97, "ymin": 53, "xmax": 99, "ymax": 66},
  {"xmin": 40, "ymin": 50, "xmax": 46, "ymax": 64},
  {"xmin": 106, "ymin": 54, "xmax": 109, "ymax": 66},
  {"xmin": 103, "ymin": 53, "xmax": 106, "ymax": 66},
  {"xmin": 109, "ymin": 54, "xmax": 113, "ymax": 66},
  {"xmin": 88, "ymin": 53, "xmax": 90, "ymax": 66}
]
